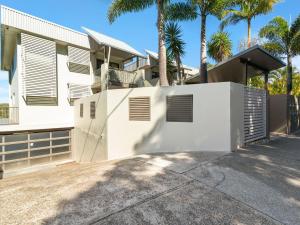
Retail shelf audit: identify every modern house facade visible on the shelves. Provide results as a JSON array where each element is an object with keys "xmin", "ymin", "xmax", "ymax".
[{"xmin": 0, "ymin": 6, "xmax": 286, "ymax": 177}]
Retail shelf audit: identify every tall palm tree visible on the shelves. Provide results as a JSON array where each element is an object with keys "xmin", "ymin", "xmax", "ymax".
[
  {"xmin": 108, "ymin": 0, "xmax": 189, "ymax": 86},
  {"xmin": 165, "ymin": 22, "xmax": 185, "ymax": 84},
  {"xmin": 259, "ymin": 15, "xmax": 300, "ymax": 95},
  {"xmin": 168, "ymin": 0, "xmax": 234, "ymax": 83},
  {"xmin": 221, "ymin": 0, "xmax": 279, "ymax": 48},
  {"xmin": 207, "ymin": 31, "xmax": 232, "ymax": 63}
]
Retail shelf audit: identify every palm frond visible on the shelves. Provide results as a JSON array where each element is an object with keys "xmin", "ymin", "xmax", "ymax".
[
  {"xmin": 166, "ymin": 2, "xmax": 198, "ymax": 21},
  {"xmin": 108, "ymin": 0, "xmax": 155, "ymax": 23}
]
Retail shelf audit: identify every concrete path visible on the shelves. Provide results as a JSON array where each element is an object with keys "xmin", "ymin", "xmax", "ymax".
[{"xmin": 0, "ymin": 134, "xmax": 299, "ymax": 225}]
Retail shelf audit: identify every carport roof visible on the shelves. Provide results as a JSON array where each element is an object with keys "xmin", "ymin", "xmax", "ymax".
[{"xmin": 185, "ymin": 45, "xmax": 286, "ymax": 84}]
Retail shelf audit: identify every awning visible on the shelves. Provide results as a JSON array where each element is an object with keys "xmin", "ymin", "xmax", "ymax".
[
  {"xmin": 185, "ymin": 45, "xmax": 286, "ymax": 84},
  {"xmin": 83, "ymin": 27, "xmax": 144, "ymax": 58}
]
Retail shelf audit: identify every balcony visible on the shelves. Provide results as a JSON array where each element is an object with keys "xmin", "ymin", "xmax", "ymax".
[
  {"xmin": 0, "ymin": 106, "xmax": 19, "ymax": 125},
  {"xmin": 92, "ymin": 68, "xmax": 145, "ymax": 93}
]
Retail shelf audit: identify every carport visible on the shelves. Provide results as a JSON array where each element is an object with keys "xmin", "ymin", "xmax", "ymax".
[{"xmin": 185, "ymin": 45, "xmax": 286, "ymax": 143}]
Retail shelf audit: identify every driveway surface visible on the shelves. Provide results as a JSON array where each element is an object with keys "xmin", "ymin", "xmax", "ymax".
[{"xmin": 0, "ymin": 133, "xmax": 299, "ymax": 225}]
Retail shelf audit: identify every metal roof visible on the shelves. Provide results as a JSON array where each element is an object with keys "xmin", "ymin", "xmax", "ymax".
[
  {"xmin": 185, "ymin": 45, "xmax": 286, "ymax": 84},
  {"xmin": 83, "ymin": 27, "xmax": 144, "ymax": 57},
  {"xmin": 145, "ymin": 49, "xmax": 198, "ymax": 71}
]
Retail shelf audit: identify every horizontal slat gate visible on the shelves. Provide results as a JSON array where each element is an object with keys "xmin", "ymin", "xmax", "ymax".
[
  {"xmin": 0, "ymin": 129, "xmax": 71, "ymax": 172},
  {"xmin": 244, "ymin": 87, "xmax": 267, "ymax": 143},
  {"xmin": 21, "ymin": 33, "xmax": 57, "ymax": 102}
]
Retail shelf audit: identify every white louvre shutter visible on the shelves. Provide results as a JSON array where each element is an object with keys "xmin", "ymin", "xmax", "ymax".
[
  {"xmin": 68, "ymin": 83, "xmax": 91, "ymax": 100},
  {"xmin": 21, "ymin": 33, "xmax": 57, "ymax": 104},
  {"xmin": 68, "ymin": 46, "xmax": 90, "ymax": 74}
]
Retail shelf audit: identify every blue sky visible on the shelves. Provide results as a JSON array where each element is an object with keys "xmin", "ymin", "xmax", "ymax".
[{"xmin": 0, "ymin": 0, "xmax": 299, "ymax": 102}]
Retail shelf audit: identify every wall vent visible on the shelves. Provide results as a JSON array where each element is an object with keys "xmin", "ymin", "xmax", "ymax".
[
  {"xmin": 129, "ymin": 97, "xmax": 151, "ymax": 121},
  {"xmin": 90, "ymin": 101, "xmax": 96, "ymax": 119},
  {"xmin": 80, "ymin": 104, "xmax": 83, "ymax": 118},
  {"xmin": 166, "ymin": 95, "xmax": 193, "ymax": 122}
]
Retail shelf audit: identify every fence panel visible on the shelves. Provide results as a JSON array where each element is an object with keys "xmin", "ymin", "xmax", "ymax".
[{"xmin": 244, "ymin": 87, "xmax": 267, "ymax": 143}]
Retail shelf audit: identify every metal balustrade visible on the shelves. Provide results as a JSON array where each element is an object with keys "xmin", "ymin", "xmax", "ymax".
[{"xmin": 0, "ymin": 129, "xmax": 72, "ymax": 171}]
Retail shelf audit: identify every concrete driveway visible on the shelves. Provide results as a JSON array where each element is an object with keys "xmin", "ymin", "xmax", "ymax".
[{"xmin": 1, "ymin": 134, "xmax": 299, "ymax": 225}]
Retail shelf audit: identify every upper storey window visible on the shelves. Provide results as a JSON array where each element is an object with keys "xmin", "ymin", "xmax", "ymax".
[{"xmin": 67, "ymin": 46, "xmax": 90, "ymax": 75}]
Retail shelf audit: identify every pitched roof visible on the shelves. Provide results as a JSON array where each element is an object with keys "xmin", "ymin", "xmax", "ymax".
[{"xmin": 83, "ymin": 27, "xmax": 144, "ymax": 57}]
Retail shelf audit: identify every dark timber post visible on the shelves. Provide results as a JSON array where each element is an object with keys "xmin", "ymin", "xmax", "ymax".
[{"xmin": 264, "ymin": 71, "xmax": 270, "ymax": 140}]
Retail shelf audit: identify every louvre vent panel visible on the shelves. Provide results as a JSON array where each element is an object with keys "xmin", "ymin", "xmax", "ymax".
[
  {"xmin": 166, "ymin": 95, "xmax": 193, "ymax": 122},
  {"xmin": 244, "ymin": 87, "xmax": 267, "ymax": 143},
  {"xmin": 129, "ymin": 97, "xmax": 151, "ymax": 121},
  {"xmin": 90, "ymin": 101, "xmax": 96, "ymax": 119},
  {"xmin": 68, "ymin": 83, "xmax": 91, "ymax": 99},
  {"xmin": 68, "ymin": 46, "xmax": 90, "ymax": 74},
  {"xmin": 21, "ymin": 33, "xmax": 57, "ymax": 100}
]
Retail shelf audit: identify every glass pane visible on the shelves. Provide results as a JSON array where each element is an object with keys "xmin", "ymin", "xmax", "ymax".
[
  {"xmin": 52, "ymin": 146, "xmax": 69, "ymax": 154},
  {"xmin": 30, "ymin": 132, "xmax": 50, "ymax": 140},
  {"xmin": 5, "ymin": 143, "xmax": 28, "ymax": 152},
  {"xmin": 30, "ymin": 141, "xmax": 50, "ymax": 149},
  {"xmin": 5, "ymin": 152, "xmax": 28, "ymax": 161},
  {"xmin": 52, "ymin": 130, "xmax": 69, "ymax": 138},
  {"xmin": 5, "ymin": 134, "xmax": 27, "ymax": 143},
  {"xmin": 0, "ymin": 135, "xmax": 2, "ymax": 143},
  {"xmin": 30, "ymin": 149, "xmax": 50, "ymax": 157},
  {"xmin": 52, "ymin": 139, "xmax": 69, "ymax": 146}
]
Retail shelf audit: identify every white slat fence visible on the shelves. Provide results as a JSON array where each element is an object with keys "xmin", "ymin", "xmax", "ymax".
[{"xmin": 244, "ymin": 86, "xmax": 267, "ymax": 143}]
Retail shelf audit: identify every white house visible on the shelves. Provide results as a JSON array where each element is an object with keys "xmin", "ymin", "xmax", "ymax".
[{"xmin": 0, "ymin": 5, "xmax": 149, "ymax": 175}]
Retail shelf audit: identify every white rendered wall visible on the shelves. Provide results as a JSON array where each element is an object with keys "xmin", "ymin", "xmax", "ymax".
[
  {"xmin": 0, "ymin": 44, "xmax": 92, "ymax": 132},
  {"xmin": 106, "ymin": 83, "xmax": 241, "ymax": 160}
]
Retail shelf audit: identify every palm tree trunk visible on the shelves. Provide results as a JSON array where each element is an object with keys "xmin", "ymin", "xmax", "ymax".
[
  {"xmin": 157, "ymin": 0, "xmax": 169, "ymax": 86},
  {"xmin": 176, "ymin": 56, "xmax": 182, "ymax": 85},
  {"xmin": 247, "ymin": 18, "xmax": 251, "ymax": 48},
  {"xmin": 200, "ymin": 14, "xmax": 207, "ymax": 83},
  {"xmin": 287, "ymin": 54, "xmax": 293, "ymax": 95}
]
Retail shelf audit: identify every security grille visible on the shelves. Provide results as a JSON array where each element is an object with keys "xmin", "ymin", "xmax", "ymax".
[
  {"xmin": 166, "ymin": 95, "xmax": 193, "ymax": 122},
  {"xmin": 0, "ymin": 129, "xmax": 71, "ymax": 172},
  {"xmin": 129, "ymin": 97, "xmax": 151, "ymax": 121},
  {"xmin": 244, "ymin": 87, "xmax": 267, "ymax": 143},
  {"xmin": 68, "ymin": 46, "xmax": 90, "ymax": 74},
  {"xmin": 21, "ymin": 33, "xmax": 57, "ymax": 105}
]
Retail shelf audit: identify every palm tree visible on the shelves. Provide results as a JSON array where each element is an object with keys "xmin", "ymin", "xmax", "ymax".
[
  {"xmin": 169, "ymin": 0, "xmax": 234, "ymax": 83},
  {"xmin": 259, "ymin": 15, "xmax": 300, "ymax": 95},
  {"xmin": 108, "ymin": 0, "xmax": 189, "ymax": 86},
  {"xmin": 165, "ymin": 22, "xmax": 185, "ymax": 84},
  {"xmin": 207, "ymin": 31, "xmax": 232, "ymax": 63},
  {"xmin": 221, "ymin": 0, "xmax": 279, "ymax": 48}
]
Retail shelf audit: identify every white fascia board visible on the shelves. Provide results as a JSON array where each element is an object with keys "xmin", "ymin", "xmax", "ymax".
[{"xmin": 0, "ymin": 5, "xmax": 90, "ymax": 49}]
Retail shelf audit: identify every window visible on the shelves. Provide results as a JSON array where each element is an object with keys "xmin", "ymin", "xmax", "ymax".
[
  {"xmin": 90, "ymin": 101, "xmax": 96, "ymax": 119},
  {"xmin": 166, "ymin": 95, "xmax": 193, "ymax": 122},
  {"xmin": 68, "ymin": 46, "xmax": 90, "ymax": 74},
  {"xmin": 80, "ymin": 104, "xmax": 83, "ymax": 118},
  {"xmin": 129, "ymin": 97, "xmax": 151, "ymax": 121}
]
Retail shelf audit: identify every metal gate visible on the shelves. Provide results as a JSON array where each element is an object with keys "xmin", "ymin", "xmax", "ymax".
[
  {"xmin": 0, "ymin": 129, "xmax": 72, "ymax": 173},
  {"xmin": 244, "ymin": 86, "xmax": 267, "ymax": 143}
]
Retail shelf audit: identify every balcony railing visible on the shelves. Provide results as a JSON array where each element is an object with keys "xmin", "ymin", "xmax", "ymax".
[
  {"xmin": 0, "ymin": 107, "xmax": 19, "ymax": 125},
  {"xmin": 124, "ymin": 58, "xmax": 148, "ymax": 72}
]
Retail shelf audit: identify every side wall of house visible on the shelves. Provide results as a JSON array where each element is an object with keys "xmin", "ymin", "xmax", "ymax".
[
  {"xmin": 0, "ymin": 40, "xmax": 92, "ymax": 132},
  {"xmin": 73, "ymin": 92, "xmax": 108, "ymax": 162},
  {"xmin": 105, "ymin": 83, "xmax": 238, "ymax": 160}
]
